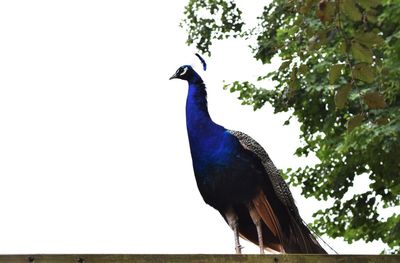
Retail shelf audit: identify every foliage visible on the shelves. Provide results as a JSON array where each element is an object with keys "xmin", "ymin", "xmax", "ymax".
[{"xmin": 182, "ymin": 0, "xmax": 400, "ymax": 253}]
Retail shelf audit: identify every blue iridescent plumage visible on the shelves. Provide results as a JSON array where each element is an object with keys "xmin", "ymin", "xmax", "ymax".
[
  {"xmin": 170, "ymin": 55, "xmax": 326, "ymax": 254},
  {"xmin": 195, "ymin": 53, "xmax": 207, "ymax": 71}
]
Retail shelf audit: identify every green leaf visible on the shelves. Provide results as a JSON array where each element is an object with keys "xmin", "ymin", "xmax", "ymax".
[
  {"xmin": 347, "ymin": 114, "xmax": 364, "ymax": 132},
  {"xmin": 363, "ymin": 91, "xmax": 387, "ymax": 109},
  {"xmin": 352, "ymin": 63, "xmax": 375, "ymax": 83},
  {"xmin": 354, "ymin": 31, "xmax": 385, "ymax": 48},
  {"xmin": 338, "ymin": 41, "xmax": 347, "ymax": 55},
  {"xmin": 299, "ymin": 64, "xmax": 308, "ymax": 75},
  {"xmin": 329, "ymin": 64, "xmax": 344, "ymax": 84},
  {"xmin": 366, "ymin": 9, "xmax": 378, "ymax": 23},
  {"xmin": 351, "ymin": 41, "xmax": 373, "ymax": 63},
  {"xmin": 299, "ymin": 0, "xmax": 313, "ymax": 14},
  {"xmin": 341, "ymin": 0, "xmax": 362, "ymax": 21},
  {"xmin": 279, "ymin": 60, "xmax": 291, "ymax": 70},
  {"xmin": 335, "ymin": 83, "xmax": 352, "ymax": 109},
  {"xmin": 375, "ymin": 117, "xmax": 389, "ymax": 125},
  {"xmin": 317, "ymin": 0, "xmax": 336, "ymax": 22},
  {"xmin": 317, "ymin": 29, "xmax": 328, "ymax": 45},
  {"xmin": 359, "ymin": 0, "xmax": 381, "ymax": 10}
]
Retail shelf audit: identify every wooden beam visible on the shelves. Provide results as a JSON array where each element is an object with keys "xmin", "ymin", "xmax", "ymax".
[{"xmin": 0, "ymin": 255, "xmax": 398, "ymax": 263}]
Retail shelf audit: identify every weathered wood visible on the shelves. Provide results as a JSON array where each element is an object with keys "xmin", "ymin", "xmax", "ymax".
[{"xmin": 0, "ymin": 255, "xmax": 398, "ymax": 263}]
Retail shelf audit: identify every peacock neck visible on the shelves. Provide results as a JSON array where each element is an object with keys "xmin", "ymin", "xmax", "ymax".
[
  {"xmin": 186, "ymin": 81, "xmax": 212, "ymax": 131},
  {"xmin": 185, "ymin": 80, "xmax": 224, "ymax": 152},
  {"xmin": 187, "ymin": 80, "xmax": 209, "ymax": 114}
]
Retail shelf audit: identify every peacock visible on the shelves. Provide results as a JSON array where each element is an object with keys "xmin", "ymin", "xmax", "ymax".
[{"xmin": 169, "ymin": 54, "xmax": 327, "ymax": 254}]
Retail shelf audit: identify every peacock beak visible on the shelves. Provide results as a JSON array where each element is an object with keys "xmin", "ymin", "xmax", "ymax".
[{"xmin": 169, "ymin": 72, "xmax": 178, "ymax": 80}]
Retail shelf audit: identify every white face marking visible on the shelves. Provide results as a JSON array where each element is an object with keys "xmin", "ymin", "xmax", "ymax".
[{"xmin": 180, "ymin": 66, "xmax": 188, "ymax": 76}]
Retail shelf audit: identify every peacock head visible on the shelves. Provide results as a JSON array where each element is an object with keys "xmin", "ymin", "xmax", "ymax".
[
  {"xmin": 169, "ymin": 53, "xmax": 207, "ymax": 82},
  {"xmin": 169, "ymin": 65, "xmax": 195, "ymax": 81}
]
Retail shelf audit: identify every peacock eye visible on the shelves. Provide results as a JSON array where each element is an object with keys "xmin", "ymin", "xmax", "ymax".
[{"xmin": 180, "ymin": 67, "xmax": 188, "ymax": 76}]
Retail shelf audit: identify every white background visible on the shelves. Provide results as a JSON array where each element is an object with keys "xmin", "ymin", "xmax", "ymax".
[{"xmin": 0, "ymin": 0, "xmax": 384, "ymax": 254}]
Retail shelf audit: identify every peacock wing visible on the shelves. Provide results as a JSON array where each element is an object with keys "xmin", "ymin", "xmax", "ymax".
[{"xmin": 226, "ymin": 130, "xmax": 301, "ymax": 218}]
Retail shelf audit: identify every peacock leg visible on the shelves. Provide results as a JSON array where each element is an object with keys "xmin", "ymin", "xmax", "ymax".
[
  {"xmin": 225, "ymin": 207, "xmax": 242, "ymax": 254},
  {"xmin": 248, "ymin": 203, "xmax": 264, "ymax": 254}
]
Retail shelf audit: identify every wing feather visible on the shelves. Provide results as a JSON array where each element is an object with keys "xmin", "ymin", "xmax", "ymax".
[
  {"xmin": 227, "ymin": 129, "xmax": 327, "ymax": 254},
  {"xmin": 227, "ymin": 130, "xmax": 300, "ymax": 217}
]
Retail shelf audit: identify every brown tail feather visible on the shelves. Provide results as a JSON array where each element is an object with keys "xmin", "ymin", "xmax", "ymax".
[
  {"xmin": 252, "ymin": 190, "xmax": 284, "ymax": 244},
  {"xmin": 252, "ymin": 189, "xmax": 326, "ymax": 254}
]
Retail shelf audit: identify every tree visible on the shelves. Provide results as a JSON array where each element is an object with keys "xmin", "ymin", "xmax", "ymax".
[{"xmin": 182, "ymin": 0, "xmax": 400, "ymax": 253}]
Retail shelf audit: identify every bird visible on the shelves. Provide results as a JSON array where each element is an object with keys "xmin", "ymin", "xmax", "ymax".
[{"xmin": 169, "ymin": 54, "xmax": 327, "ymax": 254}]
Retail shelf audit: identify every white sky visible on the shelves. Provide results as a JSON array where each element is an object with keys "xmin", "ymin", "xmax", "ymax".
[{"xmin": 0, "ymin": 0, "xmax": 385, "ymax": 254}]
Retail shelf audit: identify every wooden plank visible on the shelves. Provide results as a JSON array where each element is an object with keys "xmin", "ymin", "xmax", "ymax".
[{"xmin": 0, "ymin": 254, "xmax": 398, "ymax": 263}]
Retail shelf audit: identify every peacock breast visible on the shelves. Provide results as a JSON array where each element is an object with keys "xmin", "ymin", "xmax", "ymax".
[{"xmin": 190, "ymin": 131, "xmax": 265, "ymax": 209}]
